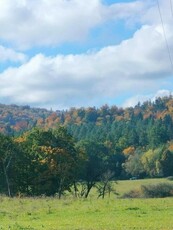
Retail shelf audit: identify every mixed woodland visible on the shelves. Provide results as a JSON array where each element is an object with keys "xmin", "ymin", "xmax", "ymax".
[{"xmin": 1, "ymin": 96, "xmax": 173, "ymax": 197}]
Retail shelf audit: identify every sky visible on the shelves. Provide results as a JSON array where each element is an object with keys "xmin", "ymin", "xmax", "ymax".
[{"xmin": 0, "ymin": 0, "xmax": 173, "ymax": 110}]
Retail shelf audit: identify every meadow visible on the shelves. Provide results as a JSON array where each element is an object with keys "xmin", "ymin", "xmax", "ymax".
[{"xmin": 0, "ymin": 178, "xmax": 173, "ymax": 230}]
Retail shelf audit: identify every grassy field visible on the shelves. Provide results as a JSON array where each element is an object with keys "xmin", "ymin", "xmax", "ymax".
[
  {"xmin": 115, "ymin": 178, "xmax": 172, "ymax": 197},
  {"xmin": 0, "ymin": 178, "xmax": 173, "ymax": 230}
]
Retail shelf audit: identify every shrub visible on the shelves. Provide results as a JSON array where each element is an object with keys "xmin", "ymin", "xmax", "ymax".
[
  {"xmin": 121, "ymin": 182, "xmax": 173, "ymax": 199},
  {"xmin": 167, "ymin": 176, "xmax": 173, "ymax": 181},
  {"xmin": 141, "ymin": 183, "xmax": 173, "ymax": 198},
  {"xmin": 121, "ymin": 189, "xmax": 142, "ymax": 199}
]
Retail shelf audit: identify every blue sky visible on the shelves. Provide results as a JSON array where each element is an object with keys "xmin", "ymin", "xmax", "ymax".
[{"xmin": 0, "ymin": 0, "xmax": 173, "ymax": 109}]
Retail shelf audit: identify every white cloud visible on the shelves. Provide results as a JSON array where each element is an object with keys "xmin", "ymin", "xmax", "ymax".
[
  {"xmin": 0, "ymin": 0, "xmax": 151, "ymax": 49},
  {"xmin": 102, "ymin": 0, "xmax": 153, "ymax": 22},
  {"xmin": 0, "ymin": 45, "xmax": 27, "ymax": 63},
  {"xmin": 123, "ymin": 90, "xmax": 173, "ymax": 108},
  {"xmin": 123, "ymin": 95, "xmax": 152, "ymax": 108},
  {"xmin": 0, "ymin": 16, "xmax": 173, "ymax": 109},
  {"xmin": 152, "ymin": 89, "xmax": 173, "ymax": 100},
  {"xmin": 140, "ymin": 0, "xmax": 173, "ymax": 25},
  {"xmin": 0, "ymin": 0, "xmax": 173, "ymax": 109},
  {"xmin": 0, "ymin": 0, "xmax": 101, "ymax": 48}
]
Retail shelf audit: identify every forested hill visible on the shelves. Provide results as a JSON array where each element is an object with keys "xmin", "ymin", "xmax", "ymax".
[
  {"xmin": 1, "ymin": 96, "xmax": 173, "ymax": 142},
  {"xmin": 0, "ymin": 104, "xmax": 52, "ymax": 135},
  {"xmin": 1, "ymin": 96, "xmax": 173, "ymax": 196}
]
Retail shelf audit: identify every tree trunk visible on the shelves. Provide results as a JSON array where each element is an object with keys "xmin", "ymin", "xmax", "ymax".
[
  {"xmin": 2, "ymin": 162, "xmax": 11, "ymax": 197},
  {"xmin": 85, "ymin": 182, "xmax": 94, "ymax": 198},
  {"xmin": 73, "ymin": 181, "xmax": 78, "ymax": 197}
]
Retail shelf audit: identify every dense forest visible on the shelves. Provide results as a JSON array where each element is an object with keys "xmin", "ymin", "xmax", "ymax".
[{"xmin": 1, "ymin": 96, "xmax": 173, "ymax": 197}]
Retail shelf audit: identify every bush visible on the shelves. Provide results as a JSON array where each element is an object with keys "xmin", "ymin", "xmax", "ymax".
[
  {"xmin": 121, "ymin": 182, "xmax": 173, "ymax": 199},
  {"xmin": 121, "ymin": 189, "xmax": 142, "ymax": 199},
  {"xmin": 141, "ymin": 183, "xmax": 173, "ymax": 198},
  {"xmin": 167, "ymin": 176, "xmax": 173, "ymax": 181}
]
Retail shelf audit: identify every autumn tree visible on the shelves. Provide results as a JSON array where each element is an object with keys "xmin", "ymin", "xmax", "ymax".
[
  {"xmin": 14, "ymin": 127, "xmax": 79, "ymax": 197},
  {"xmin": 0, "ymin": 134, "xmax": 16, "ymax": 196},
  {"xmin": 124, "ymin": 151, "xmax": 145, "ymax": 178}
]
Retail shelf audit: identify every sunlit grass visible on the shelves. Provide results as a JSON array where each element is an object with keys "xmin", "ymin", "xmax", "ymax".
[
  {"xmin": 0, "ymin": 178, "xmax": 173, "ymax": 229},
  {"xmin": 115, "ymin": 177, "xmax": 171, "ymax": 197}
]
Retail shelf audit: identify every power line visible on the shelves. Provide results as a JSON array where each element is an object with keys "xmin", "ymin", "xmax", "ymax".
[
  {"xmin": 156, "ymin": 0, "xmax": 173, "ymax": 72},
  {"xmin": 170, "ymin": 0, "xmax": 173, "ymax": 18}
]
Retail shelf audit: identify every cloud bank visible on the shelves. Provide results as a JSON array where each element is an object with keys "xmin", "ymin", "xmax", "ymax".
[
  {"xmin": 0, "ymin": 45, "xmax": 27, "ymax": 63},
  {"xmin": 0, "ymin": 0, "xmax": 173, "ymax": 109},
  {"xmin": 0, "ymin": 0, "xmax": 150, "ymax": 49}
]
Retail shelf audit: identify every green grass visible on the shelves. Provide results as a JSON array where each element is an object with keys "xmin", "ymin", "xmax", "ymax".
[
  {"xmin": 87, "ymin": 177, "xmax": 171, "ymax": 198},
  {"xmin": 115, "ymin": 178, "xmax": 172, "ymax": 197},
  {"xmin": 0, "ymin": 178, "xmax": 173, "ymax": 229}
]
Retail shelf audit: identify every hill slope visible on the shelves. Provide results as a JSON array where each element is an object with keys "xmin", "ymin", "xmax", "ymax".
[{"xmin": 1, "ymin": 96, "xmax": 173, "ymax": 149}]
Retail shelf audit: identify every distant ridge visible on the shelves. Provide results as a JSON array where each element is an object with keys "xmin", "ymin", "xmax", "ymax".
[{"xmin": 1, "ymin": 96, "xmax": 173, "ymax": 137}]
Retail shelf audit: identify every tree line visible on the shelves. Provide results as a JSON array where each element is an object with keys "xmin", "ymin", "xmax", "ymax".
[
  {"xmin": 1, "ymin": 125, "xmax": 173, "ymax": 198},
  {"xmin": 0, "ymin": 127, "xmax": 123, "ymax": 198},
  {"xmin": 1, "ymin": 96, "xmax": 173, "ymax": 136},
  {"xmin": 1, "ymin": 96, "xmax": 173, "ymax": 197}
]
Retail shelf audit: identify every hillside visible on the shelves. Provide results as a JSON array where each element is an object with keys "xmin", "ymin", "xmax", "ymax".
[
  {"xmin": 1, "ymin": 96, "xmax": 173, "ymax": 197},
  {"xmin": 1, "ymin": 96, "xmax": 173, "ymax": 145},
  {"xmin": 1, "ymin": 96, "xmax": 173, "ymax": 152},
  {"xmin": 0, "ymin": 104, "xmax": 52, "ymax": 135}
]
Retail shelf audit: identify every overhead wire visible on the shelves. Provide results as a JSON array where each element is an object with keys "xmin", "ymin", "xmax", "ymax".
[
  {"xmin": 156, "ymin": 0, "xmax": 173, "ymax": 72},
  {"xmin": 170, "ymin": 0, "xmax": 173, "ymax": 18}
]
